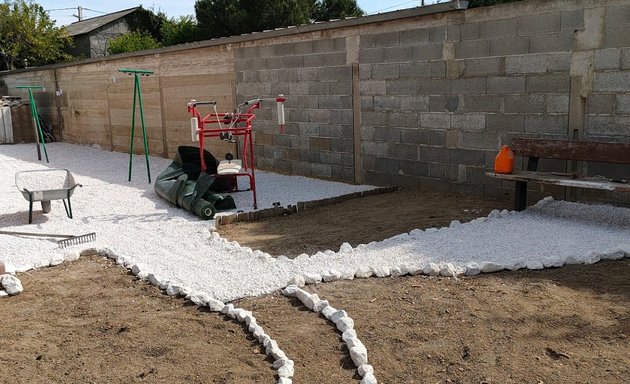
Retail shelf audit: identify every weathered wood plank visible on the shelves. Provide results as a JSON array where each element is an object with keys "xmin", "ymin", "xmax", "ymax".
[
  {"xmin": 512, "ymin": 138, "xmax": 630, "ymax": 164},
  {"xmin": 486, "ymin": 171, "xmax": 630, "ymax": 192}
]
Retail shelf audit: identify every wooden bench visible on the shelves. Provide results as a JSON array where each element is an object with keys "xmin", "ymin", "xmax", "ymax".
[{"xmin": 486, "ymin": 138, "xmax": 630, "ymax": 211}]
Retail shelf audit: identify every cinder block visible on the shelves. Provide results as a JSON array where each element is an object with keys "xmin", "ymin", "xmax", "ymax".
[
  {"xmin": 329, "ymin": 81, "xmax": 352, "ymax": 95},
  {"xmin": 429, "ymin": 95, "xmax": 446, "ymax": 112},
  {"xmin": 593, "ymin": 72, "xmax": 630, "ymax": 92},
  {"xmin": 383, "ymin": 47, "xmax": 413, "ymax": 63},
  {"xmin": 267, "ymin": 56, "xmax": 302, "ymax": 69},
  {"xmin": 271, "ymin": 82, "xmax": 289, "ymax": 95},
  {"xmin": 298, "ymin": 68, "xmax": 318, "ymax": 81},
  {"xmin": 308, "ymin": 82, "xmax": 330, "ymax": 95},
  {"xmin": 462, "ymin": 95, "xmax": 502, "ymax": 113},
  {"xmin": 606, "ymin": 5, "xmax": 630, "ymax": 27},
  {"xmin": 546, "ymin": 52, "xmax": 572, "ymax": 72},
  {"xmin": 518, "ymin": 13, "xmax": 561, "ymax": 35},
  {"xmin": 331, "ymin": 165, "xmax": 354, "ymax": 182},
  {"xmin": 291, "ymin": 160, "xmax": 313, "ymax": 176},
  {"xmin": 300, "ymin": 123, "xmax": 320, "ymax": 137},
  {"xmin": 399, "ymin": 28, "xmax": 429, "ymax": 46},
  {"xmin": 463, "ymin": 57, "xmax": 505, "ymax": 77},
  {"xmin": 318, "ymin": 66, "xmax": 351, "ymax": 82},
  {"xmin": 524, "ymin": 114, "xmax": 568, "ymax": 134},
  {"xmin": 387, "ymin": 79, "xmax": 418, "ymax": 95},
  {"xmin": 313, "ymin": 39, "xmax": 336, "ymax": 53},
  {"xmin": 455, "ymin": 40, "xmax": 490, "ymax": 59},
  {"xmin": 359, "ymin": 48, "xmax": 384, "ymax": 63},
  {"xmin": 389, "ymin": 112, "xmax": 418, "ymax": 128},
  {"xmin": 479, "ymin": 18, "xmax": 517, "ymax": 39},
  {"xmin": 363, "ymin": 170, "xmax": 393, "ymax": 186},
  {"xmin": 429, "ymin": 27, "xmax": 447, "ymax": 43},
  {"xmin": 371, "ymin": 63, "xmax": 400, "ymax": 80},
  {"xmin": 585, "ymin": 115, "xmax": 630, "ymax": 136},
  {"xmin": 361, "ymin": 96, "xmax": 373, "ymax": 110},
  {"xmin": 401, "ymin": 128, "xmax": 430, "ymax": 145},
  {"xmin": 325, "ymin": 52, "xmax": 347, "ymax": 66},
  {"xmin": 445, "ymin": 129, "xmax": 460, "ymax": 148},
  {"xmin": 561, "ymin": 9, "xmax": 584, "ymax": 31},
  {"xmin": 460, "ymin": 131, "xmax": 494, "ymax": 150},
  {"xmin": 399, "ymin": 160, "xmax": 429, "ymax": 177},
  {"xmin": 428, "ymin": 162, "xmax": 447, "ymax": 178},
  {"xmin": 451, "ymin": 149, "xmax": 486, "ymax": 165},
  {"xmin": 594, "ymin": 48, "xmax": 621, "ymax": 70},
  {"xmin": 332, "ymin": 138, "xmax": 354, "ymax": 153},
  {"xmin": 505, "ymin": 95, "xmax": 546, "ymax": 113},
  {"xmin": 318, "ymin": 95, "xmax": 344, "ymax": 109},
  {"xmin": 321, "ymin": 124, "xmax": 352, "ymax": 138},
  {"xmin": 529, "ymin": 31, "xmax": 574, "ymax": 54},
  {"xmin": 418, "ymin": 145, "xmax": 451, "ymax": 163},
  {"xmin": 388, "ymin": 143, "xmax": 418, "ymax": 160},
  {"xmin": 361, "ymin": 32, "xmax": 400, "ymax": 48},
  {"xmin": 362, "ymin": 111, "xmax": 388, "ymax": 126},
  {"xmin": 430, "ymin": 130, "xmax": 446, "ymax": 146},
  {"xmin": 451, "ymin": 113, "xmax": 485, "ymax": 131},
  {"xmin": 360, "ymin": 80, "xmax": 386, "ymax": 95},
  {"xmin": 451, "ymin": 78, "xmax": 487, "ymax": 94},
  {"xmin": 274, "ymin": 43, "xmax": 294, "ymax": 56},
  {"xmin": 294, "ymin": 41, "xmax": 314, "ymax": 55},
  {"xmin": 420, "ymin": 113, "xmax": 450, "ymax": 129},
  {"xmin": 547, "ymin": 95, "xmax": 569, "ymax": 114},
  {"xmin": 447, "ymin": 25, "xmax": 461, "ymax": 42},
  {"xmin": 418, "ymin": 78, "xmax": 451, "ymax": 94},
  {"xmin": 311, "ymin": 163, "xmax": 332, "ymax": 178},
  {"xmin": 616, "ymin": 95, "xmax": 630, "ymax": 114},
  {"xmin": 586, "ymin": 94, "xmax": 615, "ymax": 114},
  {"xmin": 412, "ymin": 44, "xmax": 444, "ymax": 61},
  {"xmin": 400, "ymin": 96, "xmax": 429, "ymax": 112},
  {"xmin": 399, "ymin": 62, "xmax": 431, "ymax": 78},
  {"xmin": 459, "ymin": 23, "xmax": 479, "ymax": 41},
  {"xmin": 329, "ymin": 109, "xmax": 353, "ymax": 124},
  {"xmin": 622, "ymin": 48, "xmax": 630, "ymax": 69},
  {"xmin": 430, "ymin": 61, "xmax": 446, "ymax": 77},
  {"xmin": 237, "ymin": 46, "xmax": 258, "ymax": 59},
  {"xmin": 362, "ymin": 141, "xmax": 389, "ymax": 157},
  {"xmin": 525, "ymin": 73, "xmax": 570, "ymax": 93},
  {"xmin": 320, "ymin": 151, "xmax": 342, "ymax": 165},
  {"xmin": 487, "ymin": 76, "xmax": 526, "ymax": 94},
  {"xmin": 489, "ymin": 37, "xmax": 529, "ymax": 56},
  {"xmin": 446, "ymin": 96, "xmax": 460, "ymax": 112},
  {"xmin": 506, "ymin": 54, "xmax": 547, "ymax": 74},
  {"xmin": 605, "ymin": 26, "xmax": 630, "ymax": 49},
  {"xmin": 373, "ymin": 96, "xmax": 400, "ymax": 110}
]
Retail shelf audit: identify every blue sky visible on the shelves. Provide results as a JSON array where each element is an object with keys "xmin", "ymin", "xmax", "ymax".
[{"xmin": 37, "ymin": 0, "xmax": 441, "ymax": 27}]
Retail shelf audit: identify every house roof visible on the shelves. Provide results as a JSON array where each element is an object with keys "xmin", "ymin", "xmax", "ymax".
[{"xmin": 63, "ymin": 7, "xmax": 140, "ymax": 37}]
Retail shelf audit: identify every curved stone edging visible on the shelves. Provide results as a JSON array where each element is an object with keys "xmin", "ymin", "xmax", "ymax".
[{"xmin": 282, "ymin": 284, "xmax": 378, "ymax": 384}]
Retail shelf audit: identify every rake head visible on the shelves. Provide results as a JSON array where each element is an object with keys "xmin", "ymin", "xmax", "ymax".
[{"xmin": 58, "ymin": 232, "xmax": 96, "ymax": 249}]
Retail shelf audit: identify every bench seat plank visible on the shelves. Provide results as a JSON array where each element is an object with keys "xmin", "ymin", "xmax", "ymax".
[{"xmin": 486, "ymin": 171, "xmax": 630, "ymax": 192}]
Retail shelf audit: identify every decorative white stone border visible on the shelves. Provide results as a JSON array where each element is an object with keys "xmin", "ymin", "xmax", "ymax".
[
  {"xmin": 0, "ymin": 249, "xmax": 294, "ymax": 384},
  {"xmin": 282, "ymin": 284, "xmax": 378, "ymax": 384}
]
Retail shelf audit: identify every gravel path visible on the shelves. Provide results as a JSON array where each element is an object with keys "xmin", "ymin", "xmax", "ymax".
[{"xmin": 1, "ymin": 143, "xmax": 629, "ymax": 301}]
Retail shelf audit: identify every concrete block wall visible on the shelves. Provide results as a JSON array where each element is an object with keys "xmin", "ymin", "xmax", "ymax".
[{"xmin": 234, "ymin": 38, "xmax": 355, "ymax": 181}]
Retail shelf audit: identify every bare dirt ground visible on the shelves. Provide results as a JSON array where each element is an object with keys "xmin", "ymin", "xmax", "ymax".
[{"xmin": 1, "ymin": 188, "xmax": 629, "ymax": 384}]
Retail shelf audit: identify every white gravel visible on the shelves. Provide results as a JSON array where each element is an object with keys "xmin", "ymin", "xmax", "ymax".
[{"xmin": 1, "ymin": 142, "xmax": 629, "ymax": 301}]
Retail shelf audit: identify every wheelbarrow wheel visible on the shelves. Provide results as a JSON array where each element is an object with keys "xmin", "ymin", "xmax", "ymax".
[{"xmin": 41, "ymin": 200, "xmax": 51, "ymax": 213}]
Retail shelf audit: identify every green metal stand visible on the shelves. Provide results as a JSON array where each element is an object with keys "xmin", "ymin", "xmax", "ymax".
[
  {"xmin": 119, "ymin": 68, "xmax": 154, "ymax": 183},
  {"xmin": 15, "ymin": 85, "xmax": 48, "ymax": 163}
]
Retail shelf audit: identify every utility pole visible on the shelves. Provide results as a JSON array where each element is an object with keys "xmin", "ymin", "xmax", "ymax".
[{"xmin": 73, "ymin": 6, "xmax": 83, "ymax": 21}]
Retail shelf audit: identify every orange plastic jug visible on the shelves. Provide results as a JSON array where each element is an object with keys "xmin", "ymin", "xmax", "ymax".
[{"xmin": 494, "ymin": 145, "xmax": 514, "ymax": 174}]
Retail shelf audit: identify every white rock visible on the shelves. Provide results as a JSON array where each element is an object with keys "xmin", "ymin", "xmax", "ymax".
[
  {"xmin": 63, "ymin": 251, "xmax": 79, "ymax": 261},
  {"xmin": 541, "ymin": 257, "xmax": 564, "ymax": 268},
  {"xmin": 322, "ymin": 270, "xmax": 342, "ymax": 282},
  {"xmin": 423, "ymin": 263, "xmax": 440, "ymax": 276},
  {"xmin": 336, "ymin": 317, "xmax": 354, "ymax": 332},
  {"xmin": 449, "ymin": 220, "xmax": 461, "ymax": 228},
  {"xmin": 480, "ymin": 262, "xmax": 504, "ymax": 273},
  {"xmin": 340, "ymin": 270, "xmax": 355, "ymax": 280},
  {"xmin": 330, "ymin": 310, "xmax": 348, "ymax": 323},
  {"xmin": 409, "ymin": 228, "xmax": 423, "ymax": 237},
  {"xmin": 276, "ymin": 359, "xmax": 294, "ymax": 377},
  {"xmin": 361, "ymin": 372, "xmax": 378, "ymax": 384},
  {"xmin": 439, "ymin": 263, "xmax": 462, "ymax": 277},
  {"xmin": 166, "ymin": 283, "xmax": 183, "ymax": 296},
  {"xmin": 253, "ymin": 327, "xmax": 266, "ymax": 341},
  {"xmin": 248, "ymin": 322, "xmax": 261, "ymax": 333},
  {"xmin": 131, "ymin": 264, "xmax": 144, "ymax": 275},
  {"xmin": 345, "ymin": 336, "xmax": 364, "ymax": 349},
  {"xmin": 15, "ymin": 264, "xmax": 33, "ymax": 273},
  {"xmin": 159, "ymin": 280, "xmax": 172, "ymax": 290},
  {"xmin": 245, "ymin": 314, "xmax": 256, "ymax": 326},
  {"xmin": 505, "ymin": 260, "xmax": 526, "ymax": 271},
  {"xmin": 372, "ymin": 266, "xmax": 390, "ymax": 278},
  {"xmin": 601, "ymin": 249, "xmax": 625, "ymax": 260},
  {"xmin": 277, "ymin": 378, "xmax": 292, "ymax": 384},
  {"xmin": 303, "ymin": 273, "xmax": 322, "ymax": 284},
  {"xmin": 270, "ymin": 347, "xmax": 287, "ymax": 361},
  {"xmin": 277, "ymin": 256, "xmax": 290, "ymax": 263},
  {"xmin": 464, "ymin": 262, "xmax": 481, "ymax": 276},
  {"xmin": 230, "ymin": 308, "xmax": 244, "ymax": 320},
  {"xmin": 34, "ymin": 258, "xmax": 50, "ymax": 268},
  {"xmin": 295, "ymin": 253, "xmax": 309, "ymax": 262},
  {"xmin": 526, "ymin": 260, "xmax": 544, "ymax": 270},
  {"xmin": 207, "ymin": 298, "xmax": 225, "ymax": 312},
  {"xmin": 321, "ymin": 306, "xmax": 337, "ymax": 320},
  {"xmin": 189, "ymin": 291, "xmax": 211, "ymax": 306},
  {"xmin": 1, "ymin": 275, "xmax": 23, "ymax": 295},
  {"xmin": 282, "ymin": 285, "xmax": 299, "ymax": 297},
  {"xmin": 358, "ymin": 364, "xmax": 374, "ymax": 376},
  {"xmin": 147, "ymin": 273, "xmax": 161, "ymax": 287},
  {"xmin": 339, "ymin": 242, "xmax": 353, "ymax": 253},
  {"xmin": 237, "ymin": 310, "xmax": 252, "ymax": 322},
  {"xmin": 312, "ymin": 299, "xmax": 329, "ymax": 313},
  {"xmin": 295, "ymin": 288, "xmax": 311, "ymax": 303},
  {"xmin": 272, "ymin": 358, "xmax": 292, "ymax": 369},
  {"xmin": 398, "ymin": 264, "xmax": 411, "ymax": 276},
  {"xmin": 487, "ymin": 209, "xmax": 501, "ymax": 219},
  {"xmin": 565, "ymin": 255, "xmax": 584, "ymax": 265},
  {"xmin": 136, "ymin": 271, "xmax": 149, "ymax": 281},
  {"xmin": 0, "ymin": 290, "xmax": 8, "ymax": 297},
  {"xmin": 49, "ymin": 255, "xmax": 64, "ymax": 266},
  {"xmin": 350, "ymin": 345, "xmax": 368, "ymax": 366},
  {"xmin": 304, "ymin": 294, "xmax": 320, "ymax": 310},
  {"xmin": 425, "ymin": 227, "xmax": 438, "ymax": 233},
  {"xmin": 288, "ymin": 275, "xmax": 305, "ymax": 287},
  {"xmin": 354, "ymin": 266, "xmax": 373, "ymax": 278},
  {"xmin": 220, "ymin": 303, "xmax": 234, "ymax": 315},
  {"xmin": 342, "ymin": 328, "xmax": 357, "ymax": 341},
  {"xmin": 409, "ymin": 265, "xmax": 424, "ymax": 276},
  {"xmin": 390, "ymin": 266, "xmax": 404, "ymax": 277},
  {"xmin": 584, "ymin": 252, "xmax": 602, "ymax": 265}
]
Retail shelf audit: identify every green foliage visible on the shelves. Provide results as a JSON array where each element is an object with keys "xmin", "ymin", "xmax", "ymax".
[
  {"xmin": 0, "ymin": 0, "xmax": 72, "ymax": 70},
  {"xmin": 161, "ymin": 15, "xmax": 200, "ymax": 46},
  {"xmin": 194, "ymin": 0, "xmax": 363, "ymax": 39},
  {"xmin": 107, "ymin": 31, "xmax": 161, "ymax": 55},
  {"xmin": 127, "ymin": 7, "xmax": 169, "ymax": 42},
  {"xmin": 468, "ymin": 0, "xmax": 522, "ymax": 8}
]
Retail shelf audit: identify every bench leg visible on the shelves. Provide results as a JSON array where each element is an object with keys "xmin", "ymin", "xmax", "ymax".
[
  {"xmin": 515, "ymin": 181, "xmax": 527, "ymax": 211},
  {"xmin": 63, "ymin": 199, "xmax": 73, "ymax": 219},
  {"xmin": 28, "ymin": 199, "xmax": 33, "ymax": 224}
]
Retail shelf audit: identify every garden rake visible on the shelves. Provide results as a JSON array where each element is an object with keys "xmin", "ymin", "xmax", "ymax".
[{"xmin": 0, "ymin": 230, "xmax": 96, "ymax": 249}]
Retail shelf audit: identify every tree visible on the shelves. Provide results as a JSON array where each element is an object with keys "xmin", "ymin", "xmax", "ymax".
[
  {"xmin": 195, "ymin": 0, "xmax": 363, "ymax": 40},
  {"xmin": 0, "ymin": 0, "xmax": 72, "ymax": 70},
  {"xmin": 107, "ymin": 31, "xmax": 160, "ymax": 55},
  {"xmin": 161, "ymin": 15, "xmax": 200, "ymax": 46}
]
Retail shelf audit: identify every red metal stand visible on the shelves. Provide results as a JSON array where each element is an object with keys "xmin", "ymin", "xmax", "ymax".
[{"xmin": 187, "ymin": 100, "xmax": 259, "ymax": 209}]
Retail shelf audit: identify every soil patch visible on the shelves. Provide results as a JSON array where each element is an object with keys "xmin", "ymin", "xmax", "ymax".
[{"xmin": 1, "ymin": 189, "xmax": 628, "ymax": 383}]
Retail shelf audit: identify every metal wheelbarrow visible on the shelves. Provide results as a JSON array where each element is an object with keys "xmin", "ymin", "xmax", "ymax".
[{"xmin": 15, "ymin": 169, "xmax": 82, "ymax": 223}]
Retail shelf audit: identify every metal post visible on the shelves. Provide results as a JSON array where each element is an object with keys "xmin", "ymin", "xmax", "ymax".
[
  {"xmin": 118, "ymin": 68, "xmax": 154, "ymax": 183},
  {"xmin": 16, "ymin": 85, "xmax": 48, "ymax": 163}
]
